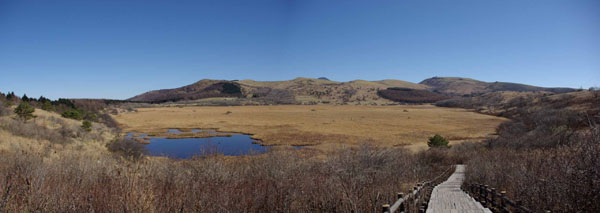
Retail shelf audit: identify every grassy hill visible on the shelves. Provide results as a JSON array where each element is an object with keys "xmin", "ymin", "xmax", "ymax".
[
  {"xmin": 128, "ymin": 80, "xmax": 243, "ymax": 103},
  {"xmin": 420, "ymin": 77, "xmax": 576, "ymax": 96},
  {"xmin": 377, "ymin": 88, "xmax": 449, "ymax": 103},
  {"xmin": 130, "ymin": 77, "xmax": 428, "ymax": 104},
  {"xmin": 128, "ymin": 76, "xmax": 576, "ymax": 104}
]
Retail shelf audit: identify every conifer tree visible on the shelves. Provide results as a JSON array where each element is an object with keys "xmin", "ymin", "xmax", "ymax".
[{"xmin": 14, "ymin": 102, "xmax": 36, "ymax": 121}]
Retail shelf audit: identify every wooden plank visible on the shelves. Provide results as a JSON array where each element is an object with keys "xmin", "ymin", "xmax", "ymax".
[{"xmin": 426, "ymin": 165, "xmax": 492, "ymax": 213}]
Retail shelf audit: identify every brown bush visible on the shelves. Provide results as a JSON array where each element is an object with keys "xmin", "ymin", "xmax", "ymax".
[
  {"xmin": 465, "ymin": 126, "xmax": 600, "ymax": 212},
  {"xmin": 0, "ymin": 118, "xmax": 71, "ymax": 144},
  {"xmin": 448, "ymin": 91, "xmax": 600, "ymax": 212},
  {"xmin": 489, "ymin": 109, "xmax": 585, "ymax": 149},
  {"xmin": 106, "ymin": 138, "xmax": 148, "ymax": 161},
  {"xmin": 0, "ymin": 101, "xmax": 9, "ymax": 116},
  {"xmin": 0, "ymin": 143, "xmax": 450, "ymax": 212},
  {"xmin": 97, "ymin": 113, "xmax": 120, "ymax": 131}
]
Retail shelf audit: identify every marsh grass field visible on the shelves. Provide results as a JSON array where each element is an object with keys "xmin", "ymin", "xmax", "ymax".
[{"xmin": 113, "ymin": 105, "xmax": 506, "ymax": 151}]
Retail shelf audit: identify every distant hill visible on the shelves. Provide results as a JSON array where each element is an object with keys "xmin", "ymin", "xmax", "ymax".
[
  {"xmin": 128, "ymin": 80, "xmax": 243, "ymax": 103},
  {"xmin": 377, "ymin": 88, "xmax": 450, "ymax": 103},
  {"xmin": 238, "ymin": 77, "xmax": 428, "ymax": 104},
  {"xmin": 420, "ymin": 77, "xmax": 576, "ymax": 96},
  {"xmin": 128, "ymin": 76, "xmax": 576, "ymax": 104},
  {"xmin": 129, "ymin": 77, "xmax": 427, "ymax": 104}
]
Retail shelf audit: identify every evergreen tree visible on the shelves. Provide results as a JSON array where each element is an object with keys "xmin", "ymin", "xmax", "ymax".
[
  {"xmin": 6, "ymin": 92, "xmax": 15, "ymax": 100},
  {"xmin": 22, "ymin": 94, "xmax": 29, "ymax": 102},
  {"xmin": 62, "ymin": 109, "xmax": 83, "ymax": 120},
  {"xmin": 14, "ymin": 102, "xmax": 36, "ymax": 121},
  {"xmin": 41, "ymin": 100, "xmax": 54, "ymax": 111},
  {"xmin": 81, "ymin": 120, "xmax": 92, "ymax": 132},
  {"xmin": 427, "ymin": 134, "xmax": 450, "ymax": 148},
  {"xmin": 38, "ymin": 96, "xmax": 50, "ymax": 103}
]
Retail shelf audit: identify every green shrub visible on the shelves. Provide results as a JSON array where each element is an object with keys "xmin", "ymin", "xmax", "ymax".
[
  {"xmin": 41, "ymin": 100, "xmax": 54, "ymax": 111},
  {"xmin": 81, "ymin": 120, "xmax": 92, "ymax": 132},
  {"xmin": 427, "ymin": 134, "xmax": 450, "ymax": 148},
  {"xmin": 84, "ymin": 113, "xmax": 97, "ymax": 122},
  {"xmin": 61, "ymin": 109, "xmax": 83, "ymax": 120},
  {"xmin": 14, "ymin": 102, "xmax": 36, "ymax": 121}
]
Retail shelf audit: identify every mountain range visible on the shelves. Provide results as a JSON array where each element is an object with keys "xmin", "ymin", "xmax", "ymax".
[{"xmin": 128, "ymin": 77, "xmax": 576, "ymax": 104}]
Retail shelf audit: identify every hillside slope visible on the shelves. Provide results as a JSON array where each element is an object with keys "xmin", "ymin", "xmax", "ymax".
[
  {"xmin": 420, "ymin": 77, "xmax": 576, "ymax": 96},
  {"xmin": 128, "ymin": 80, "xmax": 243, "ymax": 103},
  {"xmin": 130, "ymin": 77, "xmax": 428, "ymax": 104},
  {"xmin": 129, "ymin": 77, "xmax": 576, "ymax": 104}
]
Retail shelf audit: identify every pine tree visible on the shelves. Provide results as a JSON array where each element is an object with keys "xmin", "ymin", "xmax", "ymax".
[
  {"xmin": 38, "ymin": 96, "xmax": 50, "ymax": 103},
  {"xmin": 14, "ymin": 102, "xmax": 36, "ymax": 121},
  {"xmin": 41, "ymin": 100, "xmax": 54, "ymax": 111},
  {"xmin": 427, "ymin": 134, "xmax": 450, "ymax": 148},
  {"xmin": 6, "ymin": 92, "xmax": 15, "ymax": 100}
]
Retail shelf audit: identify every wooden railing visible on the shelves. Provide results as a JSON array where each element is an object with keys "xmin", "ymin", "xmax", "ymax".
[
  {"xmin": 462, "ymin": 183, "xmax": 533, "ymax": 213},
  {"xmin": 382, "ymin": 165, "xmax": 455, "ymax": 213}
]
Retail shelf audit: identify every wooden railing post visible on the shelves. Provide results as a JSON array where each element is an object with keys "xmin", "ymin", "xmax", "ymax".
[
  {"xmin": 490, "ymin": 188, "xmax": 496, "ymax": 210},
  {"xmin": 382, "ymin": 204, "xmax": 390, "ymax": 213},
  {"xmin": 515, "ymin": 200, "xmax": 523, "ymax": 213},
  {"xmin": 407, "ymin": 189, "xmax": 413, "ymax": 211},
  {"xmin": 483, "ymin": 185, "xmax": 489, "ymax": 207},
  {"xmin": 500, "ymin": 191, "xmax": 506, "ymax": 212},
  {"xmin": 500, "ymin": 191, "xmax": 507, "ymax": 213},
  {"xmin": 478, "ymin": 184, "xmax": 483, "ymax": 202},
  {"xmin": 397, "ymin": 193, "xmax": 405, "ymax": 212},
  {"xmin": 476, "ymin": 184, "xmax": 479, "ymax": 200},
  {"xmin": 413, "ymin": 185, "xmax": 419, "ymax": 204}
]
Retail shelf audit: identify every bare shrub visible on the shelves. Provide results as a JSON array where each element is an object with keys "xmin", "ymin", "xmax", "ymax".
[
  {"xmin": 465, "ymin": 126, "xmax": 600, "ymax": 212},
  {"xmin": 98, "ymin": 113, "xmax": 120, "ymax": 131},
  {"xmin": 106, "ymin": 138, "xmax": 148, "ymax": 161},
  {"xmin": 260, "ymin": 89, "xmax": 297, "ymax": 104},
  {"xmin": 0, "ymin": 118, "xmax": 71, "ymax": 144},
  {"xmin": 0, "ymin": 143, "xmax": 451, "ymax": 212},
  {"xmin": 0, "ymin": 101, "xmax": 11, "ymax": 117},
  {"xmin": 490, "ymin": 109, "xmax": 584, "ymax": 149}
]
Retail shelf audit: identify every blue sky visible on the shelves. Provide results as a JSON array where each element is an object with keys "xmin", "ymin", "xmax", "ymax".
[{"xmin": 1, "ymin": 0, "xmax": 598, "ymax": 99}]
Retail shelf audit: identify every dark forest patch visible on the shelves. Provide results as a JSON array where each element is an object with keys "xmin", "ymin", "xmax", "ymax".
[{"xmin": 377, "ymin": 88, "xmax": 450, "ymax": 103}]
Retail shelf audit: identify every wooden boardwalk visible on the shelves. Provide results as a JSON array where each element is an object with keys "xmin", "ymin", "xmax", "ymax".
[{"xmin": 426, "ymin": 165, "xmax": 491, "ymax": 213}]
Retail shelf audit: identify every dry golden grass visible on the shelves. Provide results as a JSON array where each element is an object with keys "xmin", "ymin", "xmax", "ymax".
[
  {"xmin": 113, "ymin": 105, "xmax": 506, "ymax": 151},
  {"xmin": 0, "ymin": 108, "xmax": 116, "ymax": 159}
]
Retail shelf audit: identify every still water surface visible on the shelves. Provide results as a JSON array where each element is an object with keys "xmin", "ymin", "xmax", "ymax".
[{"xmin": 126, "ymin": 129, "xmax": 270, "ymax": 158}]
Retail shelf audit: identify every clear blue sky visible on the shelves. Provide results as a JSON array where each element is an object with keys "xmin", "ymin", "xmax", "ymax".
[{"xmin": 1, "ymin": 0, "xmax": 598, "ymax": 99}]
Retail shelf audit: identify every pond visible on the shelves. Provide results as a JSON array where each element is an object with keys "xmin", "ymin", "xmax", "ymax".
[
  {"xmin": 126, "ymin": 129, "xmax": 270, "ymax": 158},
  {"xmin": 126, "ymin": 129, "xmax": 277, "ymax": 158}
]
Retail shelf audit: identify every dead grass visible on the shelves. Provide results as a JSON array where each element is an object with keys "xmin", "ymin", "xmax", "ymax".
[
  {"xmin": 0, "ymin": 129, "xmax": 450, "ymax": 212},
  {"xmin": 112, "ymin": 105, "xmax": 506, "ymax": 151}
]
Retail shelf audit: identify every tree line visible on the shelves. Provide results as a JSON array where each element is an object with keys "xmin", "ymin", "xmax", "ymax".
[{"xmin": 0, "ymin": 91, "xmax": 119, "ymax": 130}]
